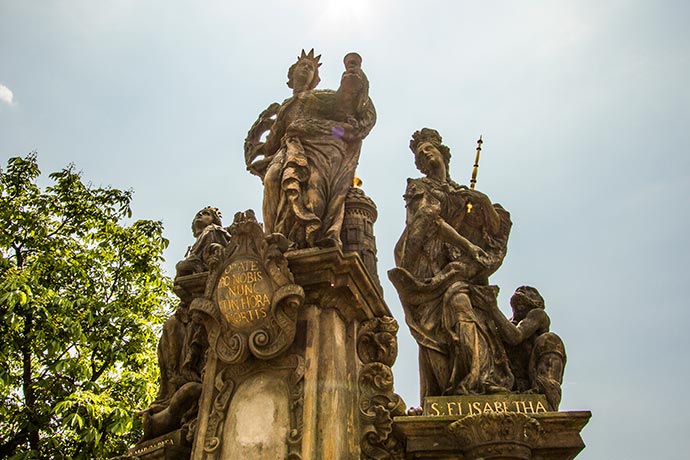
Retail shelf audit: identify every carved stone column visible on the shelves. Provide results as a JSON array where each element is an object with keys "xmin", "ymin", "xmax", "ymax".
[{"xmin": 286, "ymin": 247, "xmax": 405, "ymax": 460}]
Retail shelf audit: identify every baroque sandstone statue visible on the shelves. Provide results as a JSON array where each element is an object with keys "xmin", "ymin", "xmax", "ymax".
[
  {"xmin": 389, "ymin": 128, "xmax": 514, "ymax": 399},
  {"xmin": 389, "ymin": 129, "xmax": 569, "ymax": 411},
  {"xmin": 120, "ymin": 51, "xmax": 588, "ymax": 460},
  {"xmin": 481, "ymin": 286, "xmax": 567, "ymax": 410},
  {"xmin": 139, "ymin": 207, "xmax": 230, "ymax": 442},
  {"xmin": 175, "ymin": 207, "xmax": 231, "ymax": 277},
  {"xmin": 244, "ymin": 49, "xmax": 376, "ymax": 249}
]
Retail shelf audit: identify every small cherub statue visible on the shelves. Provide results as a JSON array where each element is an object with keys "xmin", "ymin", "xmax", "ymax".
[{"xmin": 175, "ymin": 207, "xmax": 231, "ymax": 278}]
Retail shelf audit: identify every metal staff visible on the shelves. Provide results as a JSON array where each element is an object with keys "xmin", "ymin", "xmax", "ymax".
[{"xmin": 470, "ymin": 135, "xmax": 483, "ymax": 190}]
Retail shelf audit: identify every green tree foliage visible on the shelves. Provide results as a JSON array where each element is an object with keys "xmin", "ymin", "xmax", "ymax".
[{"xmin": 0, "ymin": 154, "xmax": 174, "ymax": 459}]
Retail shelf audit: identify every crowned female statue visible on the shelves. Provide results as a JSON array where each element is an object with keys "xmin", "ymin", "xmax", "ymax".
[
  {"xmin": 244, "ymin": 49, "xmax": 376, "ymax": 249},
  {"xmin": 388, "ymin": 128, "xmax": 514, "ymax": 399}
]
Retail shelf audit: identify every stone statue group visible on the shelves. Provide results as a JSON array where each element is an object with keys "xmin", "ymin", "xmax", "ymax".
[{"xmin": 139, "ymin": 49, "xmax": 566, "ymax": 444}]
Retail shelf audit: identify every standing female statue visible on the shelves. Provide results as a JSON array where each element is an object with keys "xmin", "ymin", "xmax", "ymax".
[
  {"xmin": 244, "ymin": 50, "xmax": 376, "ymax": 249},
  {"xmin": 388, "ymin": 128, "xmax": 514, "ymax": 399}
]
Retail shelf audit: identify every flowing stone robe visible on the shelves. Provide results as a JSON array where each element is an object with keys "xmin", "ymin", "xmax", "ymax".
[
  {"xmin": 259, "ymin": 85, "xmax": 376, "ymax": 248},
  {"xmin": 389, "ymin": 177, "xmax": 514, "ymax": 398}
]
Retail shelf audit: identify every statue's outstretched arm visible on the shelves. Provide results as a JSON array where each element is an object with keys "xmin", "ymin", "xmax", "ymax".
[
  {"xmin": 435, "ymin": 216, "xmax": 490, "ymax": 267},
  {"xmin": 485, "ymin": 308, "xmax": 549, "ymax": 346}
]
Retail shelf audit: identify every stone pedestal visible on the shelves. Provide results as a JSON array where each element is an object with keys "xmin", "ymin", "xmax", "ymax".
[
  {"xmin": 128, "ymin": 430, "xmax": 191, "ymax": 460},
  {"xmin": 394, "ymin": 410, "xmax": 591, "ymax": 460},
  {"xmin": 189, "ymin": 247, "xmax": 405, "ymax": 460}
]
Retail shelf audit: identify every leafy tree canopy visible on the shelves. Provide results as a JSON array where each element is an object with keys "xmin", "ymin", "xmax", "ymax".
[{"xmin": 0, "ymin": 154, "xmax": 174, "ymax": 459}]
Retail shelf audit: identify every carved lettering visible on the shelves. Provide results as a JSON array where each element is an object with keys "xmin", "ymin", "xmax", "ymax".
[
  {"xmin": 215, "ymin": 258, "xmax": 272, "ymax": 329},
  {"xmin": 424, "ymin": 396, "xmax": 550, "ymax": 417},
  {"xmin": 472, "ymin": 402, "xmax": 482, "ymax": 414}
]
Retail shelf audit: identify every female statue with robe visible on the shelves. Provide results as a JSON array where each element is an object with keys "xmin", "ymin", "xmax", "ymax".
[
  {"xmin": 244, "ymin": 50, "xmax": 376, "ymax": 249},
  {"xmin": 388, "ymin": 128, "xmax": 514, "ymax": 399}
]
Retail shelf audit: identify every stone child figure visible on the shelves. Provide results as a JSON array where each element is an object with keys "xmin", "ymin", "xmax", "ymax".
[
  {"xmin": 244, "ymin": 49, "xmax": 376, "ymax": 249},
  {"xmin": 388, "ymin": 128, "xmax": 514, "ymax": 399},
  {"xmin": 140, "ymin": 207, "xmax": 230, "ymax": 441},
  {"xmin": 175, "ymin": 206, "xmax": 231, "ymax": 277},
  {"xmin": 482, "ymin": 286, "xmax": 567, "ymax": 410}
]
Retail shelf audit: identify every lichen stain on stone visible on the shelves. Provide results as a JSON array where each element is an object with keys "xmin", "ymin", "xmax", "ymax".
[{"xmin": 222, "ymin": 373, "xmax": 289, "ymax": 459}]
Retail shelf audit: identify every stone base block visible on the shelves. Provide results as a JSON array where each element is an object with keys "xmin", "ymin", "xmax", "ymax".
[
  {"xmin": 128, "ymin": 430, "xmax": 191, "ymax": 460},
  {"xmin": 394, "ymin": 410, "xmax": 591, "ymax": 460}
]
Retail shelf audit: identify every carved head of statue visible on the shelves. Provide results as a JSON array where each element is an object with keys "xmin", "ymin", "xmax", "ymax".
[
  {"xmin": 192, "ymin": 206, "xmax": 223, "ymax": 238},
  {"xmin": 287, "ymin": 49, "xmax": 322, "ymax": 93},
  {"xmin": 510, "ymin": 286, "xmax": 545, "ymax": 320},
  {"xmin": 409, "ymin": 128, "xmax": 452, "ymax": 181},
  {"xmin": 343, "ymin": 52, "xmax": 362, "ymax": 72}
]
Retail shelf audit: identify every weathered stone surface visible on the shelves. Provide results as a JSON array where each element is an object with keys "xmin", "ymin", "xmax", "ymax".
[
  {"xmin": 183, "ymin": 244, "xmax": 403, "ymax": 460},
  {"xmin": 137, "ymin": 208, "xmax": 229, "ymax": 447},
  {"xmin": 191, "ymin": 353, "xmax": 304, "ymax": 460},
  {"xmin": 388, "ymin": 129, "xmax": 568, "ymax": 412},
  {"xmin": 244, "ymin": 50, "xmax": 376, "ymax": 249},
  {"xmin": 287, "ymin": 247, "xmax": 389, "ymax": 322},
  {"xmin": 128, "ymin": 430, "xmax": 190, "ymax": 460},
  {"xmin": 423, "ymin": 394, "xmax": 549, "ymax": 417},
  {"xmin": 480, "ymin": 286, "xmax": 567, "ymax": 410},
  {"xmin": 220, "ymin": 373, "xmax": 290, "ymax": 459},
  {"xmin": 357, "ymin": 317, "xmax": 406, "ymax": 460},
  {"xmin": 394, "ymin": 410, "xmax": 591, "ymax": 460},
  {"xmin": 341, "ymin": 185, "xmax": 383, "ymax": 295},
  {"xmin": 288, "ymin": 247, "xmax": 404, "ymax": 460},
  {"xmin": 389, "ymin": 128, "xmax": 513, "ymax": 399}
]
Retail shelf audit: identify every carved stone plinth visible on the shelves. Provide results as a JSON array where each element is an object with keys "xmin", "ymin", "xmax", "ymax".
[
  {"xmin": 394, "ymin": 410, "xmax": 591, "ymax": 460},
  {"xmin": 188, "ymin": 247, "xmax": 405, "ymax": 460},
  {"xmin": 128, "ymin": 430, "xmax": 191, "ymax": 460}
]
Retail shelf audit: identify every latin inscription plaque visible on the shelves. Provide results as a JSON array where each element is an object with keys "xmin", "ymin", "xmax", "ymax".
[{"xmin": 215, "ymin": 258, "xmax": 272, "ymax": 329}]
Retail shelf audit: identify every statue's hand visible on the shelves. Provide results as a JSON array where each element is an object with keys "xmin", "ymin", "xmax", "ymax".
[{"xmin": 469, "ymin": 245, "xmax": 492, "ymax": 268}]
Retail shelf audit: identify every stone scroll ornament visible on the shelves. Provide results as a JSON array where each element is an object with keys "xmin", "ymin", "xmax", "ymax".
[
  {"xmin": 190, "ymin": 210, "xmax": 304, "ymax": 364},
  {"xmin": 357, "ymin": 317, "xmax": 407, "ymax": 460}
]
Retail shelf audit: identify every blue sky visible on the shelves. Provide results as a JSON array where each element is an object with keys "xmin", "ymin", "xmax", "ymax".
[{"xmin": 2, "ymin": 1, "xmax": 689, "ymax": 458}]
